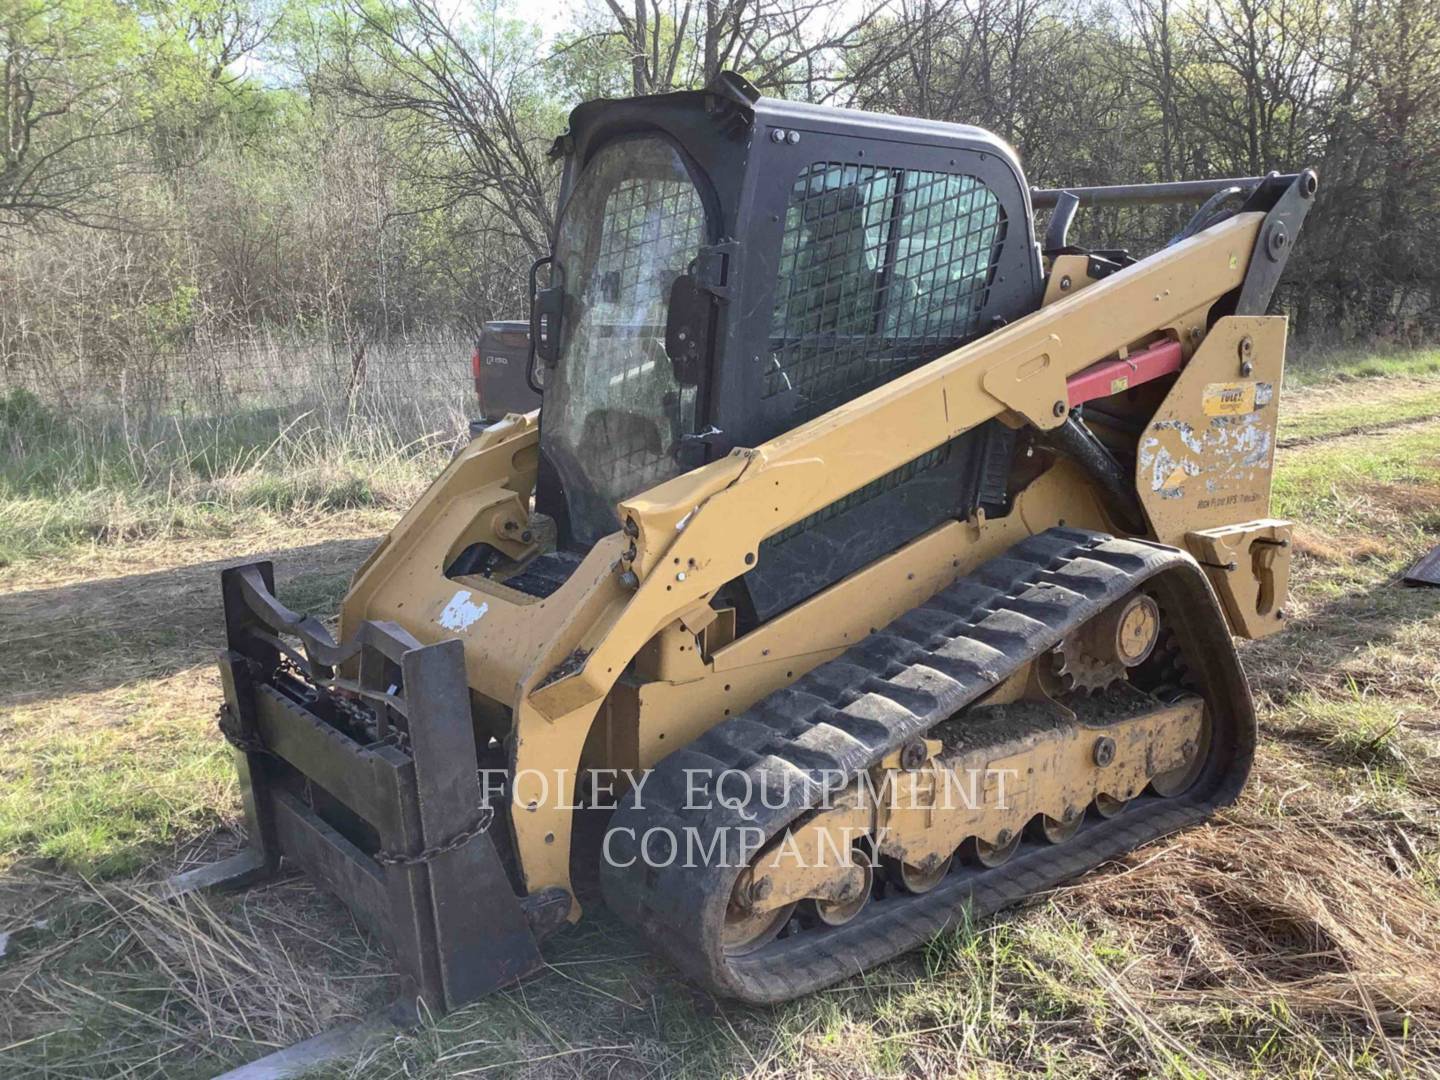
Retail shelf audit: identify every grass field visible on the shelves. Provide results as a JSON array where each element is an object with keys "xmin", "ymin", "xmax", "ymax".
[{"xmin": 1, "ymin": 348, "xmax": 1438, "ymax": 1078}]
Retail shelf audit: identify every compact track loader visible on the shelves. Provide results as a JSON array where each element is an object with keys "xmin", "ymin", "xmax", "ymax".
[{"xmin": 180, "ymin": 72, "xmax": 1314, "ymax": 1035}]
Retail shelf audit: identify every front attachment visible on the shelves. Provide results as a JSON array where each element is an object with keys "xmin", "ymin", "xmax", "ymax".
[{"xmin": 183, "ymin": 561, "xmax": 548, "ymax": 1012}]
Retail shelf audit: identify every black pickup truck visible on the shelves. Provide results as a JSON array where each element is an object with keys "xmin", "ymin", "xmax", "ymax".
[{"xmin": 470, "ymin": 320, "xmax": 539, "ymax": 430}]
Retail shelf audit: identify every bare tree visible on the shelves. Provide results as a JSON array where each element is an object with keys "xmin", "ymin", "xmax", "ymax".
[
  {"xmin": 318, "ymin": 0, "xmax": 559, "ymax": 255},
  {"xmin": 1187, "ymin": 0, "xmax": 1330, "ymax": 174},
  {"xmin": 569, "ymin": 0, "xmax": 904, "ymax": 100},
  {"xmin": 1, "ymin": 0, "xmax": 138, "ymax": 229},
  {"xmin": 1122, "ymin": 0, "xmax": 1189, "ymax": 182}
]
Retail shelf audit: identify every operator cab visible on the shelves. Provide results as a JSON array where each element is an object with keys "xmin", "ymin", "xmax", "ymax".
[{"xmin": 531, "ymin": 73, "xmax": 1045, "ymax": 618}]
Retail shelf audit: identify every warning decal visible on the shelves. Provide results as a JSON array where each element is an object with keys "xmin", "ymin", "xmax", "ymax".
[{"xmin": 1202, "ymin": 382, "xmax": 1257, "ymax": 416}]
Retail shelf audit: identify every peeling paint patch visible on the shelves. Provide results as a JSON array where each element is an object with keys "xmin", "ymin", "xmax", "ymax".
[
  {"xmin": 1208, "ymin": 413, "xmax": 1273, "ymax": 470},
  {"xmin": 1151, "ymin": 419, "xmax": 1203, "ymax": 453},
  {"xmin": 439, "ymin": 589, "xmax": 489, "ymax": 632},
  {"xmin": 1137, "ymin": 348, "xmax": 1285, "ymax": 521},
  {"xmin": 1140, "ymin": 406, "xmax": 1275, "ymax": 507},
  {"xmin": 1141, "ymin": 441, "xmax": 1198, "ymax": 498}
]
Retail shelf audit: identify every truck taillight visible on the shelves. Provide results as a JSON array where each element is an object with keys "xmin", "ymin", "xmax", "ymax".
[{"xmin": 471, "ymin": 346, "xmax": 485, "ymax": 416}]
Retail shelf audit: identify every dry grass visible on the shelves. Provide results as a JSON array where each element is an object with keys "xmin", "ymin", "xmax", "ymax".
[
  {"xmin": 0, "ymin": 518, "xmax": 379, "ymax": 704},
  {"xmin": 0, "ymin": 521, "xmax": 382, "ymax": 875},
  {"xmin": 0, "ymin": 867, "xmax": 390, "ymax": 1076},
  {"xmin": 1063, "ymin": 806, "xmax": 1440, "ymax": 1065},
  {"xmin": 1288, "ymin": 524, "xmax": 1394, "ymax": 565}
]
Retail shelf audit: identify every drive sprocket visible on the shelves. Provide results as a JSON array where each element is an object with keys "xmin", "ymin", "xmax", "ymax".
[
  {"xmin": 1049, "ymin": 591, "xmax": 1162, "ymax": 693},
  {"xmin": 1049, "ymin": 635, "xmax": 1126, "ymax": 692}
]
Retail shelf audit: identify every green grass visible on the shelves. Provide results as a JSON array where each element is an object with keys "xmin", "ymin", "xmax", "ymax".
[
  {"xmin": 1272, "ymin": 425, "xmax": 1440, "ymax": 535},
  {"xmin": 0, "ymin": 569, "xmax": 352, "ymax": 879},
  {"xmin": 1285, "ymin": 344, "xmax": 1440, "ymax": 387},
  {"xmin": 1281, "ymin": 685, "xmax": 1418, "ymax": 780},
  {"xmin": 1279, "ymin": 385, "xmax": 1440, "ymax": 443},
  {"xmin": 0, "ymin": 388, "xmax": 453, "ymax": 567},
  {"xmin": 0, "ymin": 691, "xmax": 233, "ymax": 877},
  {"xmin": 1278, "ymin": 343, "xmax": 1440, "ymax": 443}
]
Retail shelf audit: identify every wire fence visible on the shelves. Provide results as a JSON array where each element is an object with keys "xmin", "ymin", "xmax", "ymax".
[{"xmin": 0, "ymin": 335, "xmax": 479, "ymax": 443}]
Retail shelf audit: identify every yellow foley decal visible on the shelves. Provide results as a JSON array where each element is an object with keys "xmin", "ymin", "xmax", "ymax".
[{"xmin": 1202, "ymin": 382, "xmax": 1257, "ymax": 416}]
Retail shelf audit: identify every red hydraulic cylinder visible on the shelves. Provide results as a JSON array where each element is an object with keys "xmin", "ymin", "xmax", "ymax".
[{"xmin": 1066, "ymin": 338, "xmax": 1184, "ymax": 408}]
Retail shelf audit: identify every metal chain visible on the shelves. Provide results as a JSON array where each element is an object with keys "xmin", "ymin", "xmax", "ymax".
[
  {"xmin": 215, "ymin": 702, "xmax": 270, "ymax": 755},
  {"xmin": 372, "ymin": 806, "xmax": 495, "ymax": 868},
  {"xmin": 334, "ymin": 691, "xmax": 386, "ymax": 738},
  {"xmin": 221, "ymin": 655, "xmax": 456, "ymax": 867}
]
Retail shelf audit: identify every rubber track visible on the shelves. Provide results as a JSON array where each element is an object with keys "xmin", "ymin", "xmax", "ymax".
[{"xmin": 601, "ymin": 528, "xmax": 1256, "ymax": 1003}]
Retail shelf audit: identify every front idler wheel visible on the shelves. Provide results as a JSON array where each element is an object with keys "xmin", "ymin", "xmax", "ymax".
[{"xmin": 1150, "ymin": 708, "xmax": 1212, "ymax": 798}]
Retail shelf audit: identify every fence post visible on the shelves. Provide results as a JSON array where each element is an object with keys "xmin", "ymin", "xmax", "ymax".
[{"xmin": 345, "ymin": 341, "xmax": 367, "ymax": 417}]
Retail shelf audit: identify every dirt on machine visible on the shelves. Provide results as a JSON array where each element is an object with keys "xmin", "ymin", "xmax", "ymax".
[{"xmin": 174, "ymin": 71, "xmax": 1316, "ymax": 1055}]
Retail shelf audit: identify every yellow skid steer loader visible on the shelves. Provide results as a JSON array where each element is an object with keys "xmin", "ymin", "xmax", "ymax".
[{"xmin": 175, "ymin": 72, "xmax": 1314, "ymax": 1048}]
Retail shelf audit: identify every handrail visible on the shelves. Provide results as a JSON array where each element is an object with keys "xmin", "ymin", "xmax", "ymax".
[{"xmin": 1032, "ymin": 173, "xmax": 1303, "ymax": 208}]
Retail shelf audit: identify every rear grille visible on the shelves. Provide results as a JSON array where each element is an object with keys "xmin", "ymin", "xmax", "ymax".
[
  {"xmin": 766, "ymin": 445, "xmax": 950, "ymax": 549},
  {"xmin": 502, "ymin": 552, "xmax": 583, "ymax": 599}
]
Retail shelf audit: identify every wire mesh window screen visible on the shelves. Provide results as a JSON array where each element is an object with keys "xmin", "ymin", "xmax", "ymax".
[
  {"xmin": 565, "ymin": 175, "xmax": 706, "ymax": 495},
  {"xmin": 548, "ymin": 137, "xmax": 709, "ymax": 542},
  {"xmin": 767, "ymin": 163, "xmax": 1006, "ymax": 420}
]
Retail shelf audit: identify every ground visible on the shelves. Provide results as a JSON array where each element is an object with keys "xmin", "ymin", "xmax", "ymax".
[{"xmin": 1, "ymin": 351, "xmax": 1438, "ymax": 1078}]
